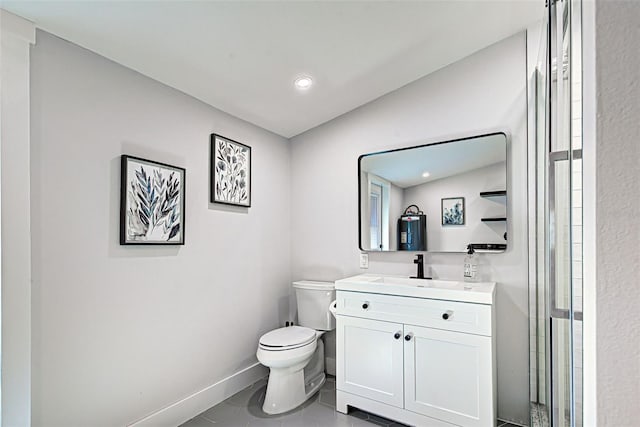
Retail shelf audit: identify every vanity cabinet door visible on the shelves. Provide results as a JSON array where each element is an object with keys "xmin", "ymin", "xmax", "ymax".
[
  {"xmin": 336, "ymin": 316, "xmax": 404, "ymax": 408},
  {"xmin": 404, "ymin": 325, "xmax": 493, "ymax": 427}
]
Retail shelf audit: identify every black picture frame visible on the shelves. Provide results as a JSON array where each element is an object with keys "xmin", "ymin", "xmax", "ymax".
[
  {"xmin": 210, "ymin": 134, "xmax": 252, "ymax": 207},
  {"xmin": 441, "ymin": 197, "xmax": 465, "ymax": 226},
  {"xmin": 120, "ymin": 155, "xmax": 186, "ymax": 245}
]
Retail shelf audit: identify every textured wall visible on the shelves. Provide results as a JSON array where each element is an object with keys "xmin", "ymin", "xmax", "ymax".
[
  {"xmin": 30, "ymin": 32, "xmax": 291, "ymax": 426},
  {"xmin": 595, "ymin": 1, "xmax": 640, "ymax": 424},
  {"xmin": 291, "ymin": 32, "xmax": 530, "ymax": 424}
]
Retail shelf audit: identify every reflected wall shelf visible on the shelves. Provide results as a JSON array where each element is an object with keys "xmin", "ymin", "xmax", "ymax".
[
  {"xmin": 481, "ymin": 217, "xmax": 507, "ymax": 222},
  {"xmin": 479, "ymin": 190, "xmax": 507, "ymax": 198},
  {"xmin": 470, "ymin": 243, "xmax": 507, "ymax": 251},
  {"xmin": 480, "ymin": 190, "xmax": 507, "ymax": 242}
]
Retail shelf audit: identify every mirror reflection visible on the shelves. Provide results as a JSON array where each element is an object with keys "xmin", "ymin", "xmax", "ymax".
[{"xmin": 359, "ymin": 133, "xmax": 508, "ymax": 253}]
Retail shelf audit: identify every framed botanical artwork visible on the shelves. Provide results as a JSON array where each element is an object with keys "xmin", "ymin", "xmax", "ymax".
[
  {"xmin": 442, "ymin": 197, "xmax": 465, "ymax": 226},
  {"xmin": 210, "ymin": 134, "xmax": 251, "ymax": 207},
  {"xmin": 120, "ymin": 155, "xmax": 185, "ymax": 245}
]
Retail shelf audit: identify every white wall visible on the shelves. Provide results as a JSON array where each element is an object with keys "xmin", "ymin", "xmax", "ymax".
[
  {"xmin": 291, "ymin": 32, "xmax": 530, "ymax": 424},
  {"xmin": 581, "ymin": 1, "xmax": 597, "ymax": 423},
  {"xmin": 389, "ymin": 182, "xmax": 404, "ymax": 251},
  {"xmin": 594, "ymin": 0, "xmax": 640, "ymax": 424},
  {"xmin": 359, "ymin": 173, "xmax": 403, "ymax": 252},
  {"xmin": 0, "ymin": 10, "xmax": 35, "ymax": 427},
  {"xmin": 29, "ymin": 32, "xmax": 291, "ymax": 427},
  {"xmin": 403, "ymin": 162, "xmax": 506, "ymax": 253}
]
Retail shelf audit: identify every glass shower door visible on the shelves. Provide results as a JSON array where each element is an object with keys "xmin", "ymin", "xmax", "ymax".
[{"xmin": 546, "ymin": 0, "xmax": 583, "ymax": 426}]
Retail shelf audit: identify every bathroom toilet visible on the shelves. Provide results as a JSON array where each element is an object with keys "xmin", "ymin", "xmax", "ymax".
[{"xmin": 256, "ymin": 280, "xmax": 335, "ymax": 415}]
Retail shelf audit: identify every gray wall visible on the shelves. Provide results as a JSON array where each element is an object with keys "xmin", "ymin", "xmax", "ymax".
[
  {"xmin": 1, "ymin": 10, "xmax": 34, "ymax": 427},
  {"xmin": 30, "ymin": 32, "xmax": 291, "ymax": 426},
  {"xmin": 291, "ymin": 32, "xmax": 530, "ymax": 424},
  {"xmin": 595, "ymin": 1, "xmax": 640, "ymax": 424},
  {"xmin": 403, "ymin": 162, "xmax": 507, "ymax": 253}
]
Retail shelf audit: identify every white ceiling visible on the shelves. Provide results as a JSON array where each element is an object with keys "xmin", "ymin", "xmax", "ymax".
[
  {"xmin": 2, "ymin": 1, "xmax": 543, "ymax": 138},
  {"xmin": 361, "ymin": 133, "xmax": 506, "ymax": 188}
]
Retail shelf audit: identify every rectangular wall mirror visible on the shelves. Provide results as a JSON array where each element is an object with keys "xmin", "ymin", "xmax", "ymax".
[{"xmin": 359, "ymin": 132, "xmax": 508, "ymax": 253}]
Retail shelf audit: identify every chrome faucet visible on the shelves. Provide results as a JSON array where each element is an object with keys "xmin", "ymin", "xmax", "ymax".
[{"xmin": 411, "ymin": 254, "xmax": 431, "ymax": 279}]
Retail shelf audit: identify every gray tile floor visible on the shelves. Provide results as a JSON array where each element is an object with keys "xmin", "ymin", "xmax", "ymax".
[{"xmin": 180, "ymin": 376, "xmax": 524, "ymax": 427}]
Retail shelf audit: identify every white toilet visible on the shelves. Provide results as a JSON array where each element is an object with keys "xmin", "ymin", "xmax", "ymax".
[{"xmin": 256, "ymin": 280, "xmax": 335, "ymax": 415}]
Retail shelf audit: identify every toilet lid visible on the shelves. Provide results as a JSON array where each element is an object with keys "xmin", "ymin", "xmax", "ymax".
[
  {"xmin": 259, "ymin": 326, "xmax": 316, "ymax": 349},
  {"xmin": 292, "ymin": 280, "xmax": 335, "ymax": 290}
]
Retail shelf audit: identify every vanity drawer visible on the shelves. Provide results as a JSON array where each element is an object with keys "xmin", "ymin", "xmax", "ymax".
[{"xmin": 336, "ymin": 290, "xmax": 492, "ymax": 336}]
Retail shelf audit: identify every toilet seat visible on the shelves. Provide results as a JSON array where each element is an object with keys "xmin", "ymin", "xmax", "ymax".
[{"xmin": 259, "ymin": 326, "xmax": 316, "ymax": 351}]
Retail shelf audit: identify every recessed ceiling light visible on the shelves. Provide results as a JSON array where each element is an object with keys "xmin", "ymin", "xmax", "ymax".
[
  {"xmin": 294, "ymin": 76, "xmax": 313, "ymax": 90},
  {"xmin": 422, "ymin": 172, "xmax": 431, "ymax": 178}
]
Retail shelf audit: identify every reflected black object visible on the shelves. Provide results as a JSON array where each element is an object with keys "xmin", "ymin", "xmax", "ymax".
[
  {"xmin": 397, "ymin": 214, "xmax": 427, "ymax": 251},
  {"xmin": 469, "ymin": 243, "xmax": 507, "ymax": 251}
]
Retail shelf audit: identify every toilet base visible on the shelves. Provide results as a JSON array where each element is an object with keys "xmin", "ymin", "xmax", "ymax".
[{"xmin": 262, "ymin": 339, "xmax": 325, "ymax": 414}]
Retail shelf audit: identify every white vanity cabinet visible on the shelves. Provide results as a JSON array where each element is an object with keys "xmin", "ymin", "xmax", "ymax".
[
  {"xmin": 335, "ymin": 275, "xmax": 496, "ymax": 427},
  {"xmin": 403, "ymin": 324, "xmax": 493, "ymax": 426},
  {"xmin": 337, "ymin": 316, "xmax": 404, "ymax": 407}
]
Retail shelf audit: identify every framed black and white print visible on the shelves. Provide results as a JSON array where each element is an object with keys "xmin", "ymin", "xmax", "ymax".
[
  {"xmin": 120, "ymin": 155, "xmax": 185, "ymax": 245},
  {"xmin": 211, "ymin": 134, "xmax": 251, "ymax": 207},
  {"xmin": 442, "ymin": 197, "xmax": 465, "ymax": 226}
]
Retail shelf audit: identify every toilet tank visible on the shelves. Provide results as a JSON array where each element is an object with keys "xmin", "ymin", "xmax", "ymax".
[{"xmin": 293, "ymin": 281, "xmax": 336, "ymax": 331}]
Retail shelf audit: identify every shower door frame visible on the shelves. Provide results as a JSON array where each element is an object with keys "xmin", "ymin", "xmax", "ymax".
[{"xmin": 530, "ymin": 0, "xmax": 591, "ymax": 425}]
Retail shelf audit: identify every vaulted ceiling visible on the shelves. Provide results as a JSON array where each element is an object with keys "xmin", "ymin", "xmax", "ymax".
[{"xmin": 3, "ymin": 1, "xmax": 543, "ymax": 137}]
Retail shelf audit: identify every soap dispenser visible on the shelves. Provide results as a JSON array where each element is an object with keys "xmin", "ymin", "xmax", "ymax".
[{"xmin": 463, "ymin": 245, "xmax": 478, "ymax": 282}]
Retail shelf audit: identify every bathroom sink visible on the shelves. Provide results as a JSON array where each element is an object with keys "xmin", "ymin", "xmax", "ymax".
[
  {"xmin": 373, "ymin": 276, "xmax": 460, "ymax": 288},
  {"xmin": 334, "ymin": 274, "xmax": 495, "ymax": 304}
]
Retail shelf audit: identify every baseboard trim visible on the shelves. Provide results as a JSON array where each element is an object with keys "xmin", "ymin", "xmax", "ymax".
[{"xmin": 127, "ymin": 363, "xmax": 268, "ymax": 427}]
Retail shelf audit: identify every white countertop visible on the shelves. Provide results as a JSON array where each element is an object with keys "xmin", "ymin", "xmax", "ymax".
[{"xmin": 335, "ymin": 274, "xmax": 496, "ymax": 305}]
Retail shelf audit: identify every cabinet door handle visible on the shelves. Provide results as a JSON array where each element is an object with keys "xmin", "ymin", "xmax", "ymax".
[
  {"xmin": 442, "ymin": 310, "xmax": 453, "ymax": 320},
  {"xmin": 394, "ymin": 331, "xmax": 402, "ymax": 340},
  {"xmin": 404, "ymin": 333, "xmax": 413, "ymax": 341},
  {"xmin": 362, "ymin": 302, "xmax": 369, "ymax": 310}
]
